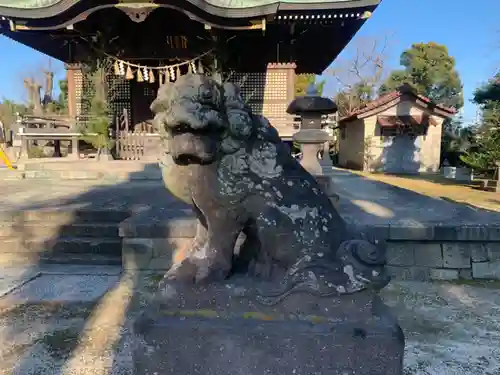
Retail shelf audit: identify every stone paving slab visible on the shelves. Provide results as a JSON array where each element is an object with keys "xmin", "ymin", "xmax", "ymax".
[
  {"xmin": 5, "ymin": 274, "xmax": 121, "ymax": 304},
  {"xmin": 0, "ymin": 268, "xmax": 41, "ymax": 298},
  {"xmin": 4, "ymin": 161, "xmax": 163, "ymax": 182},
  {"xmin": 0, "ymin": 180, "xmax": 186, "ymax": 212},
  {"xmin": 0, "ymin": 170, "xmax": 499, "ymax": 225},
  {"xmin": 331, "ymin": 168, "xmax": 500, "ymax": 225}
]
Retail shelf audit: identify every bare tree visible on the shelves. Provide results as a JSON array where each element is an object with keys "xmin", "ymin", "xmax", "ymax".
[
  {"xmin": 18, "ymin": 57, "xmax": 61, "ymax": 114},
  {"xmin": 326, "ymin": 34, "xmax": 395, "ymax": 117}
]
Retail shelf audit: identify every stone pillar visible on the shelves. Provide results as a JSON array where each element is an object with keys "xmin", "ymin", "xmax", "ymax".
[
  {"xmin": 18, "ymin": 130, "xmax": 29, "ymax": 161},
  {"xmin": 287, "ymin": 85, "xmax": 339, "ymax": 205},
  {"xmin": 70, "ymin": 136, "xmax": 79, "ymax": 159},
  {"xmin": 53, "ymin": 140, "xmax": 62, "ymax": 157}
]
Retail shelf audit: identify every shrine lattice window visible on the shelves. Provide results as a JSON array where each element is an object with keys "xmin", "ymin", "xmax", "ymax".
[{"xmin": 107, "ymin": 75, "xmax": 131, "ymax": 127}]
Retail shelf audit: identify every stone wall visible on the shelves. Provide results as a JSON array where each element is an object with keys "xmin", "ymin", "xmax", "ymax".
[
  {"xmin": 367, "ymin": 101, "xmax": 444, "ymax": 173},
  {"xmin": 120, "ymin": 212, "xmax": 500, "ymax": 281},
  {"xmin": 386, "ymin": 241, "xmax": 500, "ymax": 281},
  {"xmin": 338, "ymin": 119, "xmax": 365, "ymax": 170},
  {"xmin": 370, "ymin": 223, "xmax": 500, "ymax": 280}
]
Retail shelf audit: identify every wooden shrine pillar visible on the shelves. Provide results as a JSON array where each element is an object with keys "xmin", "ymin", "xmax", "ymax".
[{"xmin": 64, "ymin": 63, "xmax": 84, "ymax": 120}]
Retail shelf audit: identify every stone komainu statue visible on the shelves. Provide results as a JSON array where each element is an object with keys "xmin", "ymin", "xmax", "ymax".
[{"xmin": 151, "ymin": 73, "xmax": 388, "ymax": 300}]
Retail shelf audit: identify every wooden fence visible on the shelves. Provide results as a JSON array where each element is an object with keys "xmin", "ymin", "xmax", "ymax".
[
  {"xmin": 116, "ymin": 131, "xmax": 161, "ymax": 160},
  {"xmin": 114, "ymin": 115, "xmax": 335, "ymax": 160}
]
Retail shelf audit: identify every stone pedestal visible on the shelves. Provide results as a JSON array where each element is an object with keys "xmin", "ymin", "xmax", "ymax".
[
  {"xmin": 132, "ymin": 279, "xmax": 404, "ymax": 375},
  {"xmin": 18, "ymin": 129, "xmax": 29, "ymax": 161}
]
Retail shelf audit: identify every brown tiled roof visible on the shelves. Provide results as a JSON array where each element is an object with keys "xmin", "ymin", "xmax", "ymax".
[
  {"xmin": 339, "ymin": 84, "xmax": 457, "ymax": 122},
  {"xmin": 267, "ymin": 63, "xmax": 297, "ymax": 69}
]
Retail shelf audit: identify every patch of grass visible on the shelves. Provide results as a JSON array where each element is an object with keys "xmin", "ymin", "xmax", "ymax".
[
  {"xmin": 439, "ymin": 279, "xmax": 500, "ymax": 289},
  {"xmin": 148, "ymin": 274, "xmax": 164, "ymax": 284},
  {"xmin": 37, "ymin": 328, "xmax": 81, "ymax": 359},
  {"xmin": 27, "ymin": 146, "xmax": 48, "ymax": 159},
  {"xmin": 143, "ymin": 273, "xmax": 164, "ymax": 293}
]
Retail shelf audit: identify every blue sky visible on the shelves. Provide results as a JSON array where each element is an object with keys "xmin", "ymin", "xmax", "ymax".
[
  {"xmin": 0, "ymin": 0, "xmax": 499, "ymax": 124},
  {"xmin": 324, "ymin": 0, "xmax": 500, "ymax": 124}
]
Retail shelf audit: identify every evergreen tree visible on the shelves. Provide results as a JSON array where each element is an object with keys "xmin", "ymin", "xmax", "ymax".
[
  {"xmin": 0, "ymin": 99, "xmax": 31, "ymax": 129},
  {"xmin": 460, "ymin": 76, "xmax": 500, "ymax": 172},
  {"xmin": 294, "ymin": 74, "xmax": 325, "ymax": 97},
  {"xmin": 460, "ymin": 102, "xmax": 500, "ymax": 172},
  {"xmin": 473, "ymin": 74, "xmax": 500, "ymax": 106},
  {"xmin": 379, "ymin": 42, "xmax": 463, "ymax": 110},
  {"xmin": 79, "ymin": 60, "xmax": 114, "ymax": 159}
]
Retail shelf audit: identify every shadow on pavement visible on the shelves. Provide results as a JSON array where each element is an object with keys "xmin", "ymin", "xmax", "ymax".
[{"xmin": 0, "ymin": 162, "xmax": 190, "ymax": 374}]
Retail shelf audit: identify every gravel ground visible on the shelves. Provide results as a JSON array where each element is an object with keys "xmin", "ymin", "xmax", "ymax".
[
  {"xmin": 0, "ymin": 270, "xmax": 498, "ymax": 375},
  {"xmin": 382, "ymin": 281, "xmax": 500, "ymax": 375}
]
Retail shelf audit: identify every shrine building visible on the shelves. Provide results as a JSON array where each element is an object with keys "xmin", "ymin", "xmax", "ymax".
[
  {"xmin": 337, "ymin": 84, "xmax": 456, "ymax": 174},
  {"xmin": 0, "ymin": 0, "xmax": 381, "ymax": 142}
]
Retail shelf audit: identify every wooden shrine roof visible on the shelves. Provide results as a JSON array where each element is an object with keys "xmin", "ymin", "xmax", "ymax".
[
  {"xmin": 0, "ymin": 0, "xmax": 381, "ymax": 73},
  {"xmin": 0, "ymin": 0, "xmax": 380, "ymax": 19}
]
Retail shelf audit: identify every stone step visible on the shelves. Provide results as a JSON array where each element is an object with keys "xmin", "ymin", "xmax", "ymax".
[
  {"xmin": 23, "ymin": 170, "xmax": 103, "ymax": 180},
  {"xmin": 40, "ymin": 253, "xmax": 122, "ymax": 266},
  {"xmin": 16, "ymin": 161, "xmax": 163, "ymax": 181},
  {"xmin": 0, "ymin": 168, "xmax": 23, "ymax": 180},
  {"xmin": 22, "ymin": 161, "xmax": 154, "ymax": 171},
  {"xmin": 0, "ymin": 236, "xmax": 122, "ymax": 256},
  {"xmin": 17, "ymin": 169, "xmax": 162, "ymax": 181},
  {"xmin": 484, "ymin": 186, "xmax": 500, "ymax": 193},
  {"xmin": 0, "ymin": 209, "xmax": 130, "ymax": 225},
  {"xmin": 0, "ymin": 222, "xmax": 119, "ymax": 238}
]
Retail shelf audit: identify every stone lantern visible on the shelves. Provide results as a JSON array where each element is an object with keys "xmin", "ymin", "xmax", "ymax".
[{"xmin": 287, "ymin": 85, "xmax": 339, "ymax": 204}]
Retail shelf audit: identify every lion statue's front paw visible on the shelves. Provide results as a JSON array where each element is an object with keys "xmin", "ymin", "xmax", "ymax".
[
  {"xmin": 163, "ymin": 259, "xmax": 199, "ymax": 283},
  {"xmin": 162, "ymin": 254, "xmax": 232, "ymax": 285}
]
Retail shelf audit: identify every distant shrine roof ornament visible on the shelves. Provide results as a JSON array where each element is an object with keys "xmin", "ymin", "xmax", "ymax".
[{"xmin": 115, "ymin": 2, "xmax": 159, "ymax": 23}]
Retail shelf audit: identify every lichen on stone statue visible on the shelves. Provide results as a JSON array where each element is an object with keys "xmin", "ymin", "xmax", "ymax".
[{"xmin": 151, "ymin": 73, "xmax": 389, "ymax": 299}]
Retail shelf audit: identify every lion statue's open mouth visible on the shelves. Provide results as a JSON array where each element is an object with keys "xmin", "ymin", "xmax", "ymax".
[
  {"xmin": 151, "ymin": 75, "xmax": 226, "ymax": 165},
  {"xmin": 169, "ymin": 125, "xmax": 220, "ymax": 165}
]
